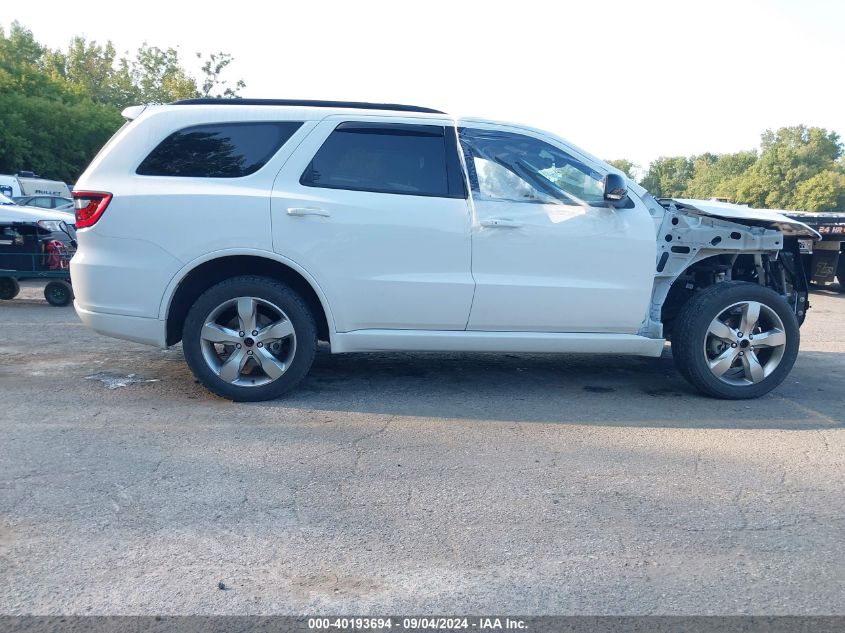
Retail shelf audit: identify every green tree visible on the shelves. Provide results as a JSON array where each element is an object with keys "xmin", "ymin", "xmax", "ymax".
[
  {"xmin": 129, "ymin": 44, "xmax": 198, "ymax": 104},
  {"xmin": 46, "ymin": 39, "xmax": 246, "ymax": 108},
  {"xmin": 735, "ymin": 125, "xmax": 843, "ymax": 209},
  {"xmin": 46, "ymin": 37, "xmax": 138, "ymax": 109},
  {"xmin": 0, "ymin": 93, "xmax": 121, "ymax": 182},
  {"xmin": 684, "ymin": 150, "xmax": 757, "ymax": 200},
  {"xmin": 0, "ymin": 22, "xmax": 68, "ymax": 101},
  {"xmin": 792, "ymin": 169, "xmax": 845, "ymax": 211},
  {"xmin": 0, "ymin": 21, "xmax": 245, "ymax": 182},
  {"xmin": 606, "ymin": 158, "xmax": 639, "ymax": 180},
  {"xmin": 640, "ymin": 156, "xmax": 694, "ymax": 197},
  {"xmin": 198, "ymin": 52, "xmax": 246, "ymax": 98}
]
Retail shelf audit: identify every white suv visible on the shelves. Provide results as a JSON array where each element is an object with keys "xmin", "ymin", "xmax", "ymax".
[{"xmin": 71, "ymin": 99, "xmax": 820, "ymax": 401}]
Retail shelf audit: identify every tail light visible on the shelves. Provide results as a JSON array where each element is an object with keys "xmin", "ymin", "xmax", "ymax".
[{"xmin": 72, "ymin": 191, "xmax": 112, "ymax": 228}]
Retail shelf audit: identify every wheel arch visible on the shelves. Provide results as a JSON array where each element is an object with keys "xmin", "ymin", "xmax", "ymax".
[
  {"xmin": 642, "ymin": 208, "xmax": 802, "ymax": 340},
  {"xmin": 161, "ymin": 251, "xmax": 334, "ymax": 347},
  {"xmin": 655, "ymin": 245, "xmax": 808, "ymax": 339}
]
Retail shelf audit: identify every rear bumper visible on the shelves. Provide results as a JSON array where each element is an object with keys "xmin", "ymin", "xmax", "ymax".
[
  {"xmin": 74, "ymin": 303, "xmax": 167, "ymax": 348},
  {"xmin": 69, "ymin": 233, "xmax": 182, "ymax": 318}
]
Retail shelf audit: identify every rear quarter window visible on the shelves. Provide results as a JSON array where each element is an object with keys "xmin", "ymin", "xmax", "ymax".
[{"xmin": 137, "ymin": 121, "xmax": 303, "ymax": 178}]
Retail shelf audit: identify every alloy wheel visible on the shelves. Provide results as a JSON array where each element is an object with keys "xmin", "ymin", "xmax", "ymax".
[
  {"xmin": 199, "ymin": 296, "xmax": 297, "ymax": 387},
  {"xmin": 703, "ymin": 300, "xmax": 787, "ymax": 386}
]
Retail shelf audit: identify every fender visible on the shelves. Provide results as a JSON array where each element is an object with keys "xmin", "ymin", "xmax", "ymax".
[{"xmin": 157, "ymin": 247, "xmax": 339, "ymax": 347}]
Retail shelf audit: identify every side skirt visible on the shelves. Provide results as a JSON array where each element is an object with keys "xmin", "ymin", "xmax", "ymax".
[{"xmin": 331, "ymin": 330, "xmax": 666, "ymax": 357}]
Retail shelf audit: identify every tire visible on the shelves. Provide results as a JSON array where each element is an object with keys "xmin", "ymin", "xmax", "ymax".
[
  {"xmin": 836, "ymin": 251, "xmax": 845, "ymax": 293},
  {"xmin": 182, "ymin": 275, "xmax": 317, "ymax": 402},
  {"xmin": 671, "ymin": 281, "xmax": 800, "ymax": 399},
  {"xmin": 0, "ymin": 277, "xmax": 20, "ymax": 300},
  {"xmin": 44, "ymin": 280, "xmax": 73, "ymax": 306}
]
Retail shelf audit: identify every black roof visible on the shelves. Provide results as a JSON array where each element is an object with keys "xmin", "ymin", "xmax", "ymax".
[{"xmin": 171, "ymin": 98, "xmax": 445, "ymax": 114}]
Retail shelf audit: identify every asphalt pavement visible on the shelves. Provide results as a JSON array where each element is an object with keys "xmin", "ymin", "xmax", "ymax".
[{"xmin": 0, "ymin": 282, "xmax": 843, "ymax": 615}]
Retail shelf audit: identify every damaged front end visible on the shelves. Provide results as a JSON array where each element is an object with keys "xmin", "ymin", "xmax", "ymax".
[{"xmin": 642, "ymin": 198, "xmax": 820, "ymax": 339}]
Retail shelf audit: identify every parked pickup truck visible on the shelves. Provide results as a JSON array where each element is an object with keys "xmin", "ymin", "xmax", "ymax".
[
  {"xmin": 70, "ymin": 99, "xmax": 822, "ymax": 402},
  {"xmin": 782, "ymin": 211, "xmax": 845, "ymax": 290}
]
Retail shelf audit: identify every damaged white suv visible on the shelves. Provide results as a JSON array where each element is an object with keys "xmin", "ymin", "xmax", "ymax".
[{"xmin": 71, "ymin": 99, "xmax": 820, "ymax": 401}]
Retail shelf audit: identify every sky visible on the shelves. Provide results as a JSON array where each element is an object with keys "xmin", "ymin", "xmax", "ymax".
[{"xmin": 6, "ymin": 0, "xmax": 845, "ymax": 171}]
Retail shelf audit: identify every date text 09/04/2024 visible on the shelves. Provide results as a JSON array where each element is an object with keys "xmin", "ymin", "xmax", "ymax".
[{"xmin": 307, "ymin": 617, "xmax": 528, "ymax": 630}]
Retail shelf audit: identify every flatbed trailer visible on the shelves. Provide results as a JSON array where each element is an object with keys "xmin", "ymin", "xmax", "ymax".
[
  {"xmin": 783, "ymin": 211, "xmax": 845, "ymax": 290},
  {"xmin": 0, "ymin": 220, "xmax": 74, "ymax": 306}
]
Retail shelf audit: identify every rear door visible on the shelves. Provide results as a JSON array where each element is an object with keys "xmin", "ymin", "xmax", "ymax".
[{"xmin": 271, "ymin": 116, "xmax": 474, "ymax": 332}]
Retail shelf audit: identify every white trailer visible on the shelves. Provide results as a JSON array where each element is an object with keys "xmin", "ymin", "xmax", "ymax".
[{"xmin": 0, "ymin": 173, "xmax": 71, "ymax": 199}]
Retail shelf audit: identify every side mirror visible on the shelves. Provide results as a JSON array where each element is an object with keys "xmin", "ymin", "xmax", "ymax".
[{"xmin": 603, "ymin": 173, "xmax": 628, "ymax": 206}]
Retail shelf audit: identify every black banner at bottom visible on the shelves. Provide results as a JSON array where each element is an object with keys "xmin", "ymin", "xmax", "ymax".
[{"xmin": 1, "ymin": 616, "xmax": 844, "ymax": 633}]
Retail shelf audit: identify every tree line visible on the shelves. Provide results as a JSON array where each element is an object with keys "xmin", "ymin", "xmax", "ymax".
[
  {"xmin": 2, "ymin": 21, "xmax": 843, "ymax": 211},
  {"xmin": 608, "ymin": 124, "xmax": 845, "ymax": 212},
  {"xmin": 0, "ymin": 21, "xmax": 244, "ymax": 183}
]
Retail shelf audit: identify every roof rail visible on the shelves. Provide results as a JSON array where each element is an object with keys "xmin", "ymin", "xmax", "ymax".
[{"xmin": 171, "ymin": 98, "xmax": 445, "ymax": 114}]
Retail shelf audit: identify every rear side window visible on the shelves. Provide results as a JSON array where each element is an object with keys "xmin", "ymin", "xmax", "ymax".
[
  {"xmin": 30, "ymin": 197, "xmax": 53, "ymax": 208},
  {"xmin": 137, "ymin": 121, "xmax": 303, "ymax": 178},
  {"xmin": 300, "ymin": 122, "xmax": 465, "ymax": 198}
]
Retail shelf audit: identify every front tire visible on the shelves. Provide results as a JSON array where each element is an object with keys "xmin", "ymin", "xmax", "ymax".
[
  {"xmin": 182, "ymin": 276, "xmax": 317, "ymax": 402},
  {"xmin": 671, "ymin": 282, "xmax": 800, "ymax": 399}
]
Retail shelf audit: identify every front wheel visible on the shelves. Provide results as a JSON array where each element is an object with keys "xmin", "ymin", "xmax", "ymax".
[
  {"xmin": 671, "ymin": 282, "xmax": 800, "ymax": 399},
  {"xmin": 182, "ymin": 276, "xmax": 317, "ymax": 401}
]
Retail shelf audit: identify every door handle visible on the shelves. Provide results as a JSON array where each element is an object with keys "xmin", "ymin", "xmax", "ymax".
[
  {"xmin": 480, "ymin": 218, "xmax": 523, "ymax": 228},
  {"xmin": 287, "ymin": 207, "xmax": 330, "ymax": 217}
]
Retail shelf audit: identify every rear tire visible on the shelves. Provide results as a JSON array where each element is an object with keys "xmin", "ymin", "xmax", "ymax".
[
  {"xmin": 0, "ymin": 277, "xmax": 20, "ymax": 300},
  {"xmin": 44, "ymin": 280, "xmax": 73, "ymax": 306},
  {"xmin": 182, "ymin": 275, "xmax": 317, "ymax": 402},
  {"xmin": 671, "ymin": 282, "xmax": 800, "ymax": 399}
]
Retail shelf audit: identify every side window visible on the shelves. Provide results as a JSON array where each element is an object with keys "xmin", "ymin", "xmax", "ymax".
[
  {"xmin": 458, "ymin": 128, "xmax": 605, "ymax": 205},
  {"xmin": 137, "ymin": 121, "xmax": 303, "ymax": 178},
  {"xmin": 300, "ymin": 122, "xmax": 465, "ymax": 198},
  {"xmin": 31, "ymin": 197, "xmax": 52, "ymax": 208}
]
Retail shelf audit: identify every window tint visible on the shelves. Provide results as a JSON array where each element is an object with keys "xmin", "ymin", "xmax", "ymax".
[
  {"xmin": 459, "ymin": 128, "xmax": 605, "ymax": 205},
  {"xmin": 30, "ymin": 197, "xmax": 53, "ymax": 208},
  {"xmin": 301, "ymin": 122, "xmax": 463, "ymax": 198},
  {"xmin": 137, "ymin": 121, "xmax": 303, "ymax": 178}
]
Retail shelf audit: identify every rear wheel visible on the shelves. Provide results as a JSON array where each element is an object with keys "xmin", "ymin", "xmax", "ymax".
[
  {"xmin": 182, "ymin": 276, "xmax": 317, "ymax": 401},
  {"xmin": 671, "ymin": 282, "xmax": 799, "ymax": 399},
  {"xmin": 0, "ymin": 277, "xmax": 20, "ymax": 300},
  {"xmin": 44, "ymin": 280, "xmax": 73, "ymax": 306}
]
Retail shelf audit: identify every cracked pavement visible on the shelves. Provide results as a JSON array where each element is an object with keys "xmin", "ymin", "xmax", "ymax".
[{"xmin": 0, "ymin": 282, "xmax": 844, "ymax": 614}]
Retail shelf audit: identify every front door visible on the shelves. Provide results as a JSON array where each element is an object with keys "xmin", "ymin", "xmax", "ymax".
[{"xmin": 460, "ymin": 124, "xmax": 656, "ymax": 333}]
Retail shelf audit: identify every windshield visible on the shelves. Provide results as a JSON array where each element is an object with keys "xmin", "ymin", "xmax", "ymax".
[{"xmin": 0, "ymin": 193, "xmax": 16, "ymax": 205}]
